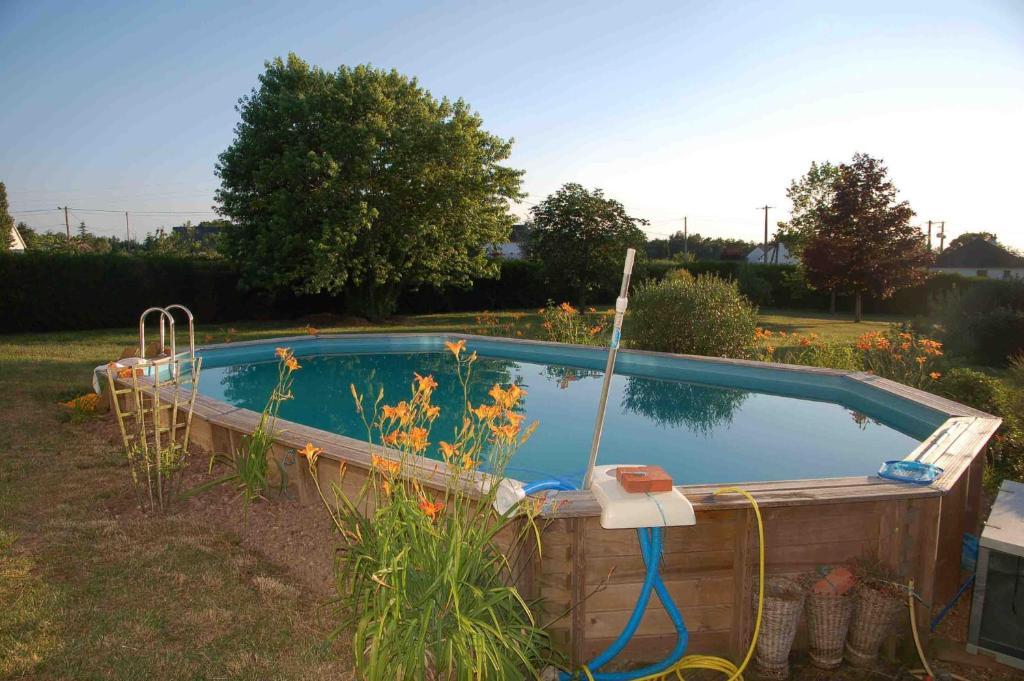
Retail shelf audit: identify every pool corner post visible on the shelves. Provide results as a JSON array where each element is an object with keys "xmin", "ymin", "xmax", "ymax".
[{"xmin": 582, "ymin": 247, "xmax": 636, "ymax": 491}]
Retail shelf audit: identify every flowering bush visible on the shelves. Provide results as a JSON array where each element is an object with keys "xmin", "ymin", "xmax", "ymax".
[
  {"xmin": 539, "ymin": 301, "xmax": 608, "ymax": 345},
  {"xmin": 856, "ymin": 326, "xmax": 944, "ymax": 389},
  {"xmin": 303, "ymin": 340, "xmax": 555, "ymax": 680}
]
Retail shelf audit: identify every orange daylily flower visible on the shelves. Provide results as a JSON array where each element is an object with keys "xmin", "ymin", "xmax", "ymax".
[
  {"xmin": 444, "ymin": 339, "xmax": 466, "ymax": 358},
  {"xmin": 275, "ymin": 347, "xmax": 291, "ymax": 359},
  {"xmin": 414, "ymin": 372, "xmax": 438, "ymax": 393},
  {"xmin": 285, "ymin": 356, "xmax": 301, "ymax": 371},
  {"xmin": 381, "ymin": 401, "xmax": 411, "ymax": 424},
  {"xmin": 489, "ymin": 422, "xmax": 520, "ymax": 442},
  {"xmin": 425, "ymin": 405, "xmax": 441, "ymax": 421},
  {"xmin": 419, "ymin": 497, "xmax": 445, "ymax": 521},
  {"xmin": 472, "ymin": 403, "xmax": 501, "ymax": 420},
  {"xmin": 371, "ymin": 453, "xmax": 400, "ymax": 477},
  {"xmin": 558, "ymin": 302, "xmax": 577, "ymax": 314},
  {"xmin": 305, "ymin": 325, "xmax": 319, "ymax": 335},
  {"xmin": 439, "ymin": 441, "xmax": 460, "ymax": 462},
  {"xmin": 930, "ymin": 372, "xmax": 942, "ymax": 380},
  {"xmin": 407, "ymin": 427, "xmax": 430, "ymax": 453},
  {"xmin": 297, "ymin": 442, "xmax": 323, "ymax": 465}
]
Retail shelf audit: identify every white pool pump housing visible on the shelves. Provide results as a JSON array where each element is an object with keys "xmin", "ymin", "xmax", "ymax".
[{"xmin": 590, "ymin": 465, "xmax": 696, "ymax": 529}]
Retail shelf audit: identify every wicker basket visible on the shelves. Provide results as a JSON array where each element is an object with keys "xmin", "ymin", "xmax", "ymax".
[
  {"xmin": 806, "ymin": 590, "xmax": 855, "ymax": 669},
  {"xmin": 845, "ymin": 584, "xmax": 905, "ymax": 667},
  {"xmin": 754, "ymin": 577, "xmax": 806, "ymax": 679}
]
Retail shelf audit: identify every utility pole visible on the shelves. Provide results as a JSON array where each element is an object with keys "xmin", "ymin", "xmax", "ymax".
[
  {"xmin": 757, "ymin": 205, "xmax": 773, "ymax": 264},
  {"xmin": 59, "ymin": 206, "xmax": 70, "ymax": 241},
  {"xmin": 936, "ymin": 221, "xmax": 946, "ymax": 252},
  {"xmin": 927, "ymin": 220, "xmax": 932, "ymax": 251},
  {"xmin": 125, "ymin": 211, "xmax": 130, "ymax": 242},
  {"xmin": 683, "ymin": 216, "xmax": 688, "ymax": 257}
]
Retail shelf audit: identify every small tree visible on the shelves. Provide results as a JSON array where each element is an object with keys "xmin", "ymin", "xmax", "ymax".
[
  {"xmin": 527, "ymin": 183, "xmax": 647, "ymax": 305},
  {"xmin": 774, "ymin": 161, "xmax": 840, "ymax": 257},
  {"xmin": 0, "ymin": 182, "xmax": 13, "ymax": 252},
  {"xmin": 217, "ymin": 55, "xmax": 523, "ymax": 320},
  {"xmin": 775, "ymin": 161, "xmax": 841, "ymax": 311},
  {"xmin": 803, "ymin": 153, "xmax": 932, "ymax": 321}
]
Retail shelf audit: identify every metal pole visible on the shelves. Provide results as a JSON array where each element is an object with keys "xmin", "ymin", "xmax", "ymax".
[{"xmin": 582, "ymin": 248, "xmax": 636, "ymax": 490}]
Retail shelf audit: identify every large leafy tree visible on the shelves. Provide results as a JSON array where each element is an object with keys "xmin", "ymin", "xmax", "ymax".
[
  {"xmin": 0, "ymin": 182, "xmax": 13, "ymax": 252},
  {"xmin": 803, "ymin": 153, "xmax": 932, "ymax": 321},
  {"xmin": 528, "ymin": 183, "xmax": 648, "ymax": 305},
  {"xmin": 216, "ymin": 55, "xmax": 523, "ymax": 319},
  {"xmin": 774, "ymin": 160, "xmax": 839, "ymax": 257}
]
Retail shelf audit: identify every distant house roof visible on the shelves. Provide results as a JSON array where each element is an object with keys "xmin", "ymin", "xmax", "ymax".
[
  {"xmin": 746, "ymin": 242, "xmax": 797, "ymax": 265},
  {"xmin": 934, "ymin": 238, "xmax": 1024, "ymax": 269},
  {"xmin": 9, "ymin": 223, "xmax": 26, "ymax": 252},
  {"xmin": 488, "ymin": 242, "xmax": 525, "ymax": 260}
]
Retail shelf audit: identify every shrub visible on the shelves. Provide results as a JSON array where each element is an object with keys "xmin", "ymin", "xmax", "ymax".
[
  {"xmin": 665, "ymin": 268, "xmax": 694, "ymax": 284},
  {"xmin": 936, "ymin": 278, "xmax": 1024, "ymax": 366},
  {"xmin": 628, "ymin": 274, "xmax": 758, "ymax": 358},
  {"xmin": 303, "ymin": 342, "xmax": 555, "ymax": 679},
  {"xmin": 936, "ymin": 368, "xmax": 1005, "ymax": 415},
  {"xmin": 931, "ymin": 367, "xmax": 1023, "ymax": 491},
  {"xmin": 1009, "ymin": 353, "xmax": 1024, "ymax": 388}
]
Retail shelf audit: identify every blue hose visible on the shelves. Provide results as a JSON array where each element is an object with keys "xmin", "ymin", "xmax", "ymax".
[
  {"xmin": 526, "ymin": 478, "xmax": 689, "ymax": 680},
  {"xmin": 558, "ymin": 527, "xmax": 689, "ymax": 680},
  {"xmin": 522, "ymin": 479, "xmax": 578, "ymax": 495}
]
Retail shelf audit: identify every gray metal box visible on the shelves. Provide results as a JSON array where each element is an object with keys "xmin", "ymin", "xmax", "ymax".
[{"xmin": 967, "ymin": 480, "xmax": 1024, "ymax": 670}]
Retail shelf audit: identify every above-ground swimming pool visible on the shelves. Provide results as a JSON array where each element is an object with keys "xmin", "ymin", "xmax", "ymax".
[
  {"xmin": 113, "ymin": 332, "xmax": 999, "ymax": 665},
  {"xmin": 196, "ymin": 334, "xmax": 940, "ymax": 486}
]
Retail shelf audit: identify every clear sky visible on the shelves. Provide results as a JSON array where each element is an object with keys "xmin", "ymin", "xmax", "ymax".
[{"xmin": 2, "ymin": 0, "xmax": 1022, "ymax": 248}]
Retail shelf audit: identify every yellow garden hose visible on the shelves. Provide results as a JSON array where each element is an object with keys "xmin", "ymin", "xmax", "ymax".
[
  {"xmin": 627, "ymin": 487, "xmax": 766, "ymax": 681},
  {"xmin": 906, "ymin": 578, "xmax": 972, "ymax": 681}
]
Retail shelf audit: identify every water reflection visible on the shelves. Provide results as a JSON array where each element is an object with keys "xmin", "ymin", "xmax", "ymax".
[
  {"xmin": 620, "ymin": 375, "xmax": 750, "ymax": 435},
  {"xmin": 216, "ymin": 352, "xmax": 520, "ymax": 449},
  {"xmin": 542, "ymin": 364, "xmax": 603, "ymax": 390}
]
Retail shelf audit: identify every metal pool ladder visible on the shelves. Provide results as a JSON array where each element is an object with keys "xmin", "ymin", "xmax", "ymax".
[{"xmin": 138, "ymin": 304, "xmax": 196, "ymax": 362}]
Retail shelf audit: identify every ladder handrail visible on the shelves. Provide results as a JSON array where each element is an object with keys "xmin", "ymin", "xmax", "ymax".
[
  {"xmin": 162, "ymin": 304, "xmax": 195, "ymax": 361},
  {"xmin": 138, "ymin": 307, "xmax": 175, "ymax": 360}
]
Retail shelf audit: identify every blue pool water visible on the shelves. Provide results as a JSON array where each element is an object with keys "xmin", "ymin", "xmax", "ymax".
[{"xmin": 196, "ymin": 341, "xmax": 930, "ymax": 486}]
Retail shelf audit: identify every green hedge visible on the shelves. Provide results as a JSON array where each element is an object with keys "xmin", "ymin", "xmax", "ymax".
[{"xmin": 0, "ymin": 252, "xmax": 994, "ymax": 333}]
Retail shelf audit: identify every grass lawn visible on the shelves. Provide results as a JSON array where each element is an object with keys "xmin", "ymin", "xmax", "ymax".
[{"xmin": 0, "ymin": 307, "xmax": 909, "ymax": 680}]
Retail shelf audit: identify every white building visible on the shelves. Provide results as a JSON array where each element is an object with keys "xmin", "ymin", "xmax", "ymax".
[
  {"xmin": 8, "ymin": 224, "xmax": 26, "ymax": 252},
  {"xmin": 932, "ymin": 238, "xmax": 1024, "ymax": 280},
  {"xmin": 746, "ymin": 241, "xmax": 797, "ymax": 265},
  {"xmin": 488, "ymin": 242, "xmax": 526, "ymax": 260}
]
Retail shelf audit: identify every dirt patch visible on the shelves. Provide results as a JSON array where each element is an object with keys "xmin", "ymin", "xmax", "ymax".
[{"xmin": 104, "ymin": 448, "xmax": 341, "ymax": 596}]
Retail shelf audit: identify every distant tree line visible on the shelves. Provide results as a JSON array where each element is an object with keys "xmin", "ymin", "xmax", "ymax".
[{"xmin": 12, "ymin": 219, "xmax": 228, "ymax": 258}]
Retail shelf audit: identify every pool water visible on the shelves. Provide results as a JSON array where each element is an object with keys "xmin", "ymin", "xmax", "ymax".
[{"xmin": 197, "ymin": 350, "xmax": 923, "ymax": 485}]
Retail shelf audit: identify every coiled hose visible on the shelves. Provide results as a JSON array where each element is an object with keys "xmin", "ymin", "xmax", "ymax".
[{"xmin": 561, "ymin": 487, "xmax": 765, "ymax": 681}]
